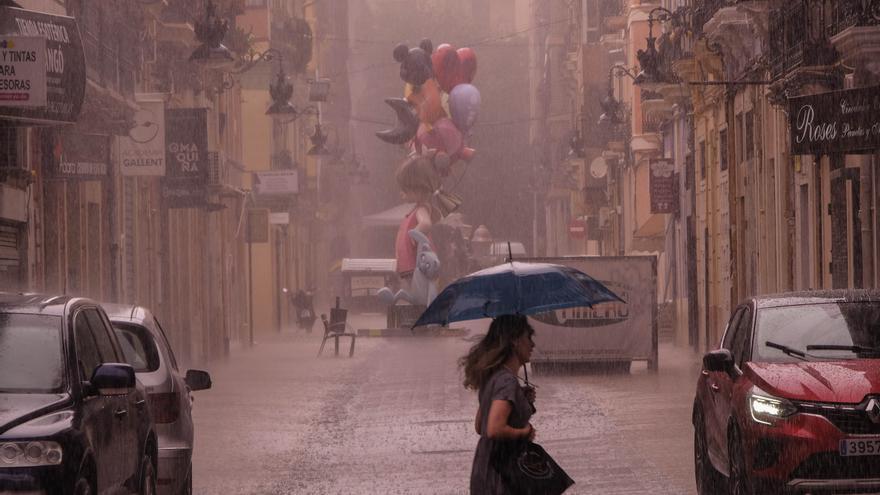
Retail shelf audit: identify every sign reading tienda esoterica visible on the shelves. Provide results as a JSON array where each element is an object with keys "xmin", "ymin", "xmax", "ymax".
[
  {"xmin": 0, "ymin": 36, "xmax": 47, "ymax": 107},
  {"xmin": 0, "ymin": 7, "xmax": 85, "ymax": 124},
  {"xmin": 789, "ymin": 86, "xmax": 880, "ymax": 156}
]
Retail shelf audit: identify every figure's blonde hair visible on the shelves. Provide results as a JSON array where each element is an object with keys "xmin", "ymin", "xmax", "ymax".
[{"xmin": 396, "ymin": 154, "xmax": 438, "ymax": 197}]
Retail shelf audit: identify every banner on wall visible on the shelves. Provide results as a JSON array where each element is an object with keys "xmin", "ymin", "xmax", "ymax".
[
  {"xmin": 162, "ymin": 108, "xmax": 207, "ymax": 208},
  {"xmin": 649, "ymin": 159, "xmax": 677, "ymax": 214},
  {"xmin": 789, "ymin": 85, "xmax": 880, "ymax": 155},
  {"xmin": 119, "ymin": 97, "xmax": 165, "ymax": 176},
  {"xmin": 0, "ymin": 7, "xmax": 86, "ymax": 124}
]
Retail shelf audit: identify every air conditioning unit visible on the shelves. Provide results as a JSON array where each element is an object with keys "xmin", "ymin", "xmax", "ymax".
[{"xmin": 207, "ymin": 150, "xmax": 227, "ymax": 186}]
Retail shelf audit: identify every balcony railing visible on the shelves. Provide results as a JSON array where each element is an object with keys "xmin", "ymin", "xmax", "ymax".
[
  {"xmin": 768, "ymin": 5, "xmax": 806, "ymax": 79},
  {"xmin": 829, "ymin": 0, "xmax": 880, "ymax": 37},
  {"xmin": 692, "ymin": 0, "xmax": 756, "ymax": 35}
]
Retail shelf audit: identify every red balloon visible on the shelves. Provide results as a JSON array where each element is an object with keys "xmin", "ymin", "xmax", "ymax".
[
  {"xmin": 457, "ymin": 47, "xmax": 477, "ymax": 84},
  {"xmin": 431, "ymin": 44, "xmax": 478, "ymax": 93},
  {"xmin": 431, "ymin": 44, "xmax": 460, "ymax": 94}
]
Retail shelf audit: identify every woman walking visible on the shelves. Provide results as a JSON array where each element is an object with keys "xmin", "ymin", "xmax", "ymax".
[{"xmin": 460, "ymin": 314, "xmax": 537, "ymax": 494}]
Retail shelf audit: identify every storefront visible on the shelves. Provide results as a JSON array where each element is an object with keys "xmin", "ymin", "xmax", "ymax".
[
  {"xmin": 0, "ymin": 6, "xmax": 86, "ymax": 291},
  {"xmin": 788, "ymin": 85, "xmax": 880, "ymax": 290}
]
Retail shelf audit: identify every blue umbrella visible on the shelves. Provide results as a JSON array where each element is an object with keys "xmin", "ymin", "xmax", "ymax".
[{"xmin": 413, "ymin": 261, "xmax": 625, "ymax": 328}]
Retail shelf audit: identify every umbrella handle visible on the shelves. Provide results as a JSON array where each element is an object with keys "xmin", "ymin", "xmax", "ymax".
[{"xmin": 522, "ymin": 364, "xmax": 529, "ymax": 386}]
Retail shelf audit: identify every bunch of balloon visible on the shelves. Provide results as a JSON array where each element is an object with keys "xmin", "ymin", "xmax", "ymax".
[{"xmin": 376, "ymin": 39, "xmax": 481, "ymax": 180}]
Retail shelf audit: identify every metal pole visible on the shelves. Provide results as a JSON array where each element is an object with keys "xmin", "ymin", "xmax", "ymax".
[{"xmin": 247, "ymin": 228, "xmax": 254, "ymax": 347}]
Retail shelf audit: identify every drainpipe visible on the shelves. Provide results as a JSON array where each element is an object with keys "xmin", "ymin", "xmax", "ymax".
[{"xmin": 860, "ymin": 156, "xmax": 874, "ymax": 288}]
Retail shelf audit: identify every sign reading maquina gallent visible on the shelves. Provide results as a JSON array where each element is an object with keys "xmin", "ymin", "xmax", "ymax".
[{"xmin": 789, "ymin": 86, "xmax": 880, "ymax": 156}]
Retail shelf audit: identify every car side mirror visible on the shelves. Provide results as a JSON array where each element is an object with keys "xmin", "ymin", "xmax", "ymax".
[
  {"xmin": 88, "ymin": 363, "xmax": 136, "ymax": 396},
  {"xmin": 185, "ymin": 369, "xmax": 212, "ymax": 391},
  {"xmin": 703, "ymin": 349, "xmax": 734, "ymax": 374}
]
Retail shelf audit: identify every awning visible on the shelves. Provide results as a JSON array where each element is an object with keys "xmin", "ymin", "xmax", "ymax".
[
  {"xmin": 362, "ymin": 203, "xmax": 414, "ymax": 228},
  {"xmin": 341, "ymin": 258, "xmax": 397, "ymax": 273},
  {"xmin": 0, "ymin": 6, "xmax": 86, "ymax": 125}
]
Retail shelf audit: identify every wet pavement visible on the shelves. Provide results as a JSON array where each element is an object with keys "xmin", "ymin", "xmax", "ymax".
[{"xmin": 192, "ymin": 315, "xmax": 701, "ymax": 494}]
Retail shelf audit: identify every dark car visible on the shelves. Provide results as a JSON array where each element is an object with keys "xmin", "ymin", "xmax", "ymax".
[
  {"xmin": 0, "ymin": 293, "xmax": 157, "ymax": 494},
  {"xmin": 693, "ymin": 290, "xmax": 880, "ymax": 495},
  {"xmin": 103, "ymin": 304, "xmax": 211, "ymax": 495}
]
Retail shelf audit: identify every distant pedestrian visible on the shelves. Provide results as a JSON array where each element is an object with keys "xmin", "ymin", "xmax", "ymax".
[{"xmin": 459, "ymin": 314, "xmax": 537, "ymax": 494}]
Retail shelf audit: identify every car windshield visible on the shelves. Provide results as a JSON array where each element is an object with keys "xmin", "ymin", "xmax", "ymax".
[
  {"xmin": 755, "ymin": 301, "xmax": 880, "ymax": 363},
  {"xmin": 0, "ymin": 314, "xmax": 64, "ymax": 393}
]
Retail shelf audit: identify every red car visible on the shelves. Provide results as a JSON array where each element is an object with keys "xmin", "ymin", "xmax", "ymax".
[{"xmin": 693, "ymin": 291, "xmax": 880, "ymax": 495}]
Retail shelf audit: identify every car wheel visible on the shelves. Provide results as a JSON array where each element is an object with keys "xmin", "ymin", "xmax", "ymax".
[
  {"xmin": 694, "ymin": 408, "xmax": 725, "ymax": 495},
  {"xmin": 139, "ymin": 455, "xmax": 157, "ymax": 495},
  {"xmin": 73, "ymin": 475, "xmax": 92, "ymax": 495},
  {"xmin": 728, "ymin": 427, "xmax": 752, "ymax": 495}
]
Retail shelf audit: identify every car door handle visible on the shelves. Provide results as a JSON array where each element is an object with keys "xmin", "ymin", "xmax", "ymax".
[
  {"xmin": 709, "ymin": 383, "xmax": 721, "ymax": 392},
  {"xmin": 114, "ymin": 408, "xmax": 128, "ymax": 418}
]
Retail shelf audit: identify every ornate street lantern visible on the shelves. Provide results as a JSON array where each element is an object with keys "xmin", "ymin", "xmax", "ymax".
[
  {"xmin": 189, "ymin": 1, "xmax": 236, "ymax": 69},
  {"xmin": 266, "ymin": 69, "xmax": 298, "ymax": 121},
  {"xmin": 307, "ymin": 123, "xmax": 329, "ymax": 156}
]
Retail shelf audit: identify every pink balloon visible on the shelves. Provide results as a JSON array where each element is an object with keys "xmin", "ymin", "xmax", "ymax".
[{"xmin": 416, "ymin": 118, "xmax": 463, "ymax": 158}]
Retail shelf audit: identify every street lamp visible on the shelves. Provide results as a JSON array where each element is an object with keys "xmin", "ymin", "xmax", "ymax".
[
  {"xmin": 189, "ymin": 0, "xmax": 236, "ymax": 70},
  {"xmin": 598, "ymin": 65, "xmax": 637, "ymax": 128},
  {"xmin": 634, "ymin": 6, "xmax": 774, "ymax": 88},
  {"xmin": 635, "ymin": 7, "xmax": 679, "ymax": 92}
]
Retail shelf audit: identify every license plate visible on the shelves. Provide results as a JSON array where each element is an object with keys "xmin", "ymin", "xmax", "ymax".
[{"xmin": 840, "ymin": 438, "xmax": 880, "ymax": 456}]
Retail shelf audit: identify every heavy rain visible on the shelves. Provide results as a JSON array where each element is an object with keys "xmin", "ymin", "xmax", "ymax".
[{"xmin": 2, "ymin": 0, "xmax": 880, "ymax": 494}]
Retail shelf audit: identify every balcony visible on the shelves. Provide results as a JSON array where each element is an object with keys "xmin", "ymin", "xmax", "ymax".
[
  {"xmin": 157, "ymin": 0, "xmax": 199, "ymax": 47},
  {"xmin": 768, "ymin": 4, "xmax": 839, "ymax": 80},
  {"xmin": 829, "ymin": 0, "xmax": 880, "ymax": 71}
]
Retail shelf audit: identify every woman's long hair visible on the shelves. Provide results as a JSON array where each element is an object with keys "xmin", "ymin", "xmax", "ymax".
[{"xmin": 459, "ymin": 315, "xmax": 534, "ymax": 391}]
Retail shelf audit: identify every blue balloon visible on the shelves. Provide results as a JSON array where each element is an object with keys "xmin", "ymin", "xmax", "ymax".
[{"xmin": 448, "ymin": 83, "xmax": 481, "ymax": 134}]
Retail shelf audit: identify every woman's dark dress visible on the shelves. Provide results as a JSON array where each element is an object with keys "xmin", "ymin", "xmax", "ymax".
[{"xmin": 470, "ymin": 367, "xmax": 533, "ymax": 494}]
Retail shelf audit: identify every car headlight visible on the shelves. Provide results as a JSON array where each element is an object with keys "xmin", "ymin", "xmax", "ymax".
[
  {"xmin": 749, "ymin": 386, "xmax": 797, "ymax": 425},
  {"xmin": 0, "ymin": 441, "xmax": 63, "ymax": 467}
]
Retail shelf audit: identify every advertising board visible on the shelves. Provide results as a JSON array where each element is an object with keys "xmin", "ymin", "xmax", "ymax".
[
  {"xmin": 523, "ymin": 256, "xmax": 658, "ymax": 370},
  {"xmin": 0, "ymin": 36, "xmax": 46, "ymax": 106},
  {"xmin": 0, "ymin": 7, "xmax": 85, "ymax": 124}
]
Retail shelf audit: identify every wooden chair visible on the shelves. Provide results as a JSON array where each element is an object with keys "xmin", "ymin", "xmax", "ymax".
[{"xmin": 318, "ymin": 298, "xmax": 356, "ymax": 357}]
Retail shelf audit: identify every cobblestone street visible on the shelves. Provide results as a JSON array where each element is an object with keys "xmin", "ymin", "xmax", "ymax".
[{"xmin": 192, "ymin": 316, "xmax": 701, "ymax": 494}]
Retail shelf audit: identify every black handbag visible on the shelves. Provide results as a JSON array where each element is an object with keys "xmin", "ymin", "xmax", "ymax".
[{"xmin": 490, "ymin": 440, "xmax": 574, "ymax": 495}]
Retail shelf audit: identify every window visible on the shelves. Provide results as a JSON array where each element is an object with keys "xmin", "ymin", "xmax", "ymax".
[
  {"xmin": 735, "ymin": 114, "xmax": 744, "ymax": 163},
  {"xmin": 719, "ymin": 129, "xmax": 728, "ymax": 172},
  {"xmin": 245, "ymin": 0, "xmax": 267, "ymax": 7},
  {"xmin": 699, "ymin": 141, "xmax": 707, "ymax": 180},
  {"xmin": 0, "ymin": 314, "xmax": 64, "ymax": 393},
  {"xmin": 731, "ymin": 307, "xmax": 752, "ymax": 368},
  {"xmin": 154, "ymin": 318, "xmax": 179, "ymax": 371},
  {"xmin": 113, "ymin": 323, "xmax": 160, "ymax": 372},
  {"xmin": 0, "ymin": 128, "xmax": 20, "ymax": 168},
  {"xmin": 85, "ymin": 309, "xmax": 118, "ymax": 363},
  {"xmin": 745, "ymin": 111, "xmax": 755, "ymax": 161},
  {"xmin": 722, "ymin": 309, "xmax": 743, "ymax": 350},
  {"xmin": 74, "ymin": 312, "xmax": 102, "ymax": 380}
]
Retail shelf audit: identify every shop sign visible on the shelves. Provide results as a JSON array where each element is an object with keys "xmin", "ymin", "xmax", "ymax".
[
  {"xmin": 789, "ymin": 86, "xmax": 880, "ymax": 155},
  {"xmin": 162, "ymin": 108, "xmax": 207, "ymax": 208},
  {"xmin": 119, "ymin": 97, "xmax": 165, "ymax": 176},
  {"xmin": 0, "ymin": 7, "xmax": 86, "ymax": 124},
  {"xmin": 42, "ymin": 131, "xmax": 109, "ymax": 180},
  {"xmin": 0, "ymin": 36, "xmax": 46, "ymax": 106},
  {"xmin": 254, "ymin": 170, "xmax": 299, "ymax": 196},
  {"xmin": 568, "ymin": 218, "xmax": 587, "ymax": 239},
  {"xmin": 649, "ymin": 159, "xmax": 677, "ymax": 214},
  {"xmin": 246, "ymin": 209, "xmax": 269, "ymax": 243},
  {"xmin": 269, "ymin": 212, "xmax": 290, "ymax": 225}
]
